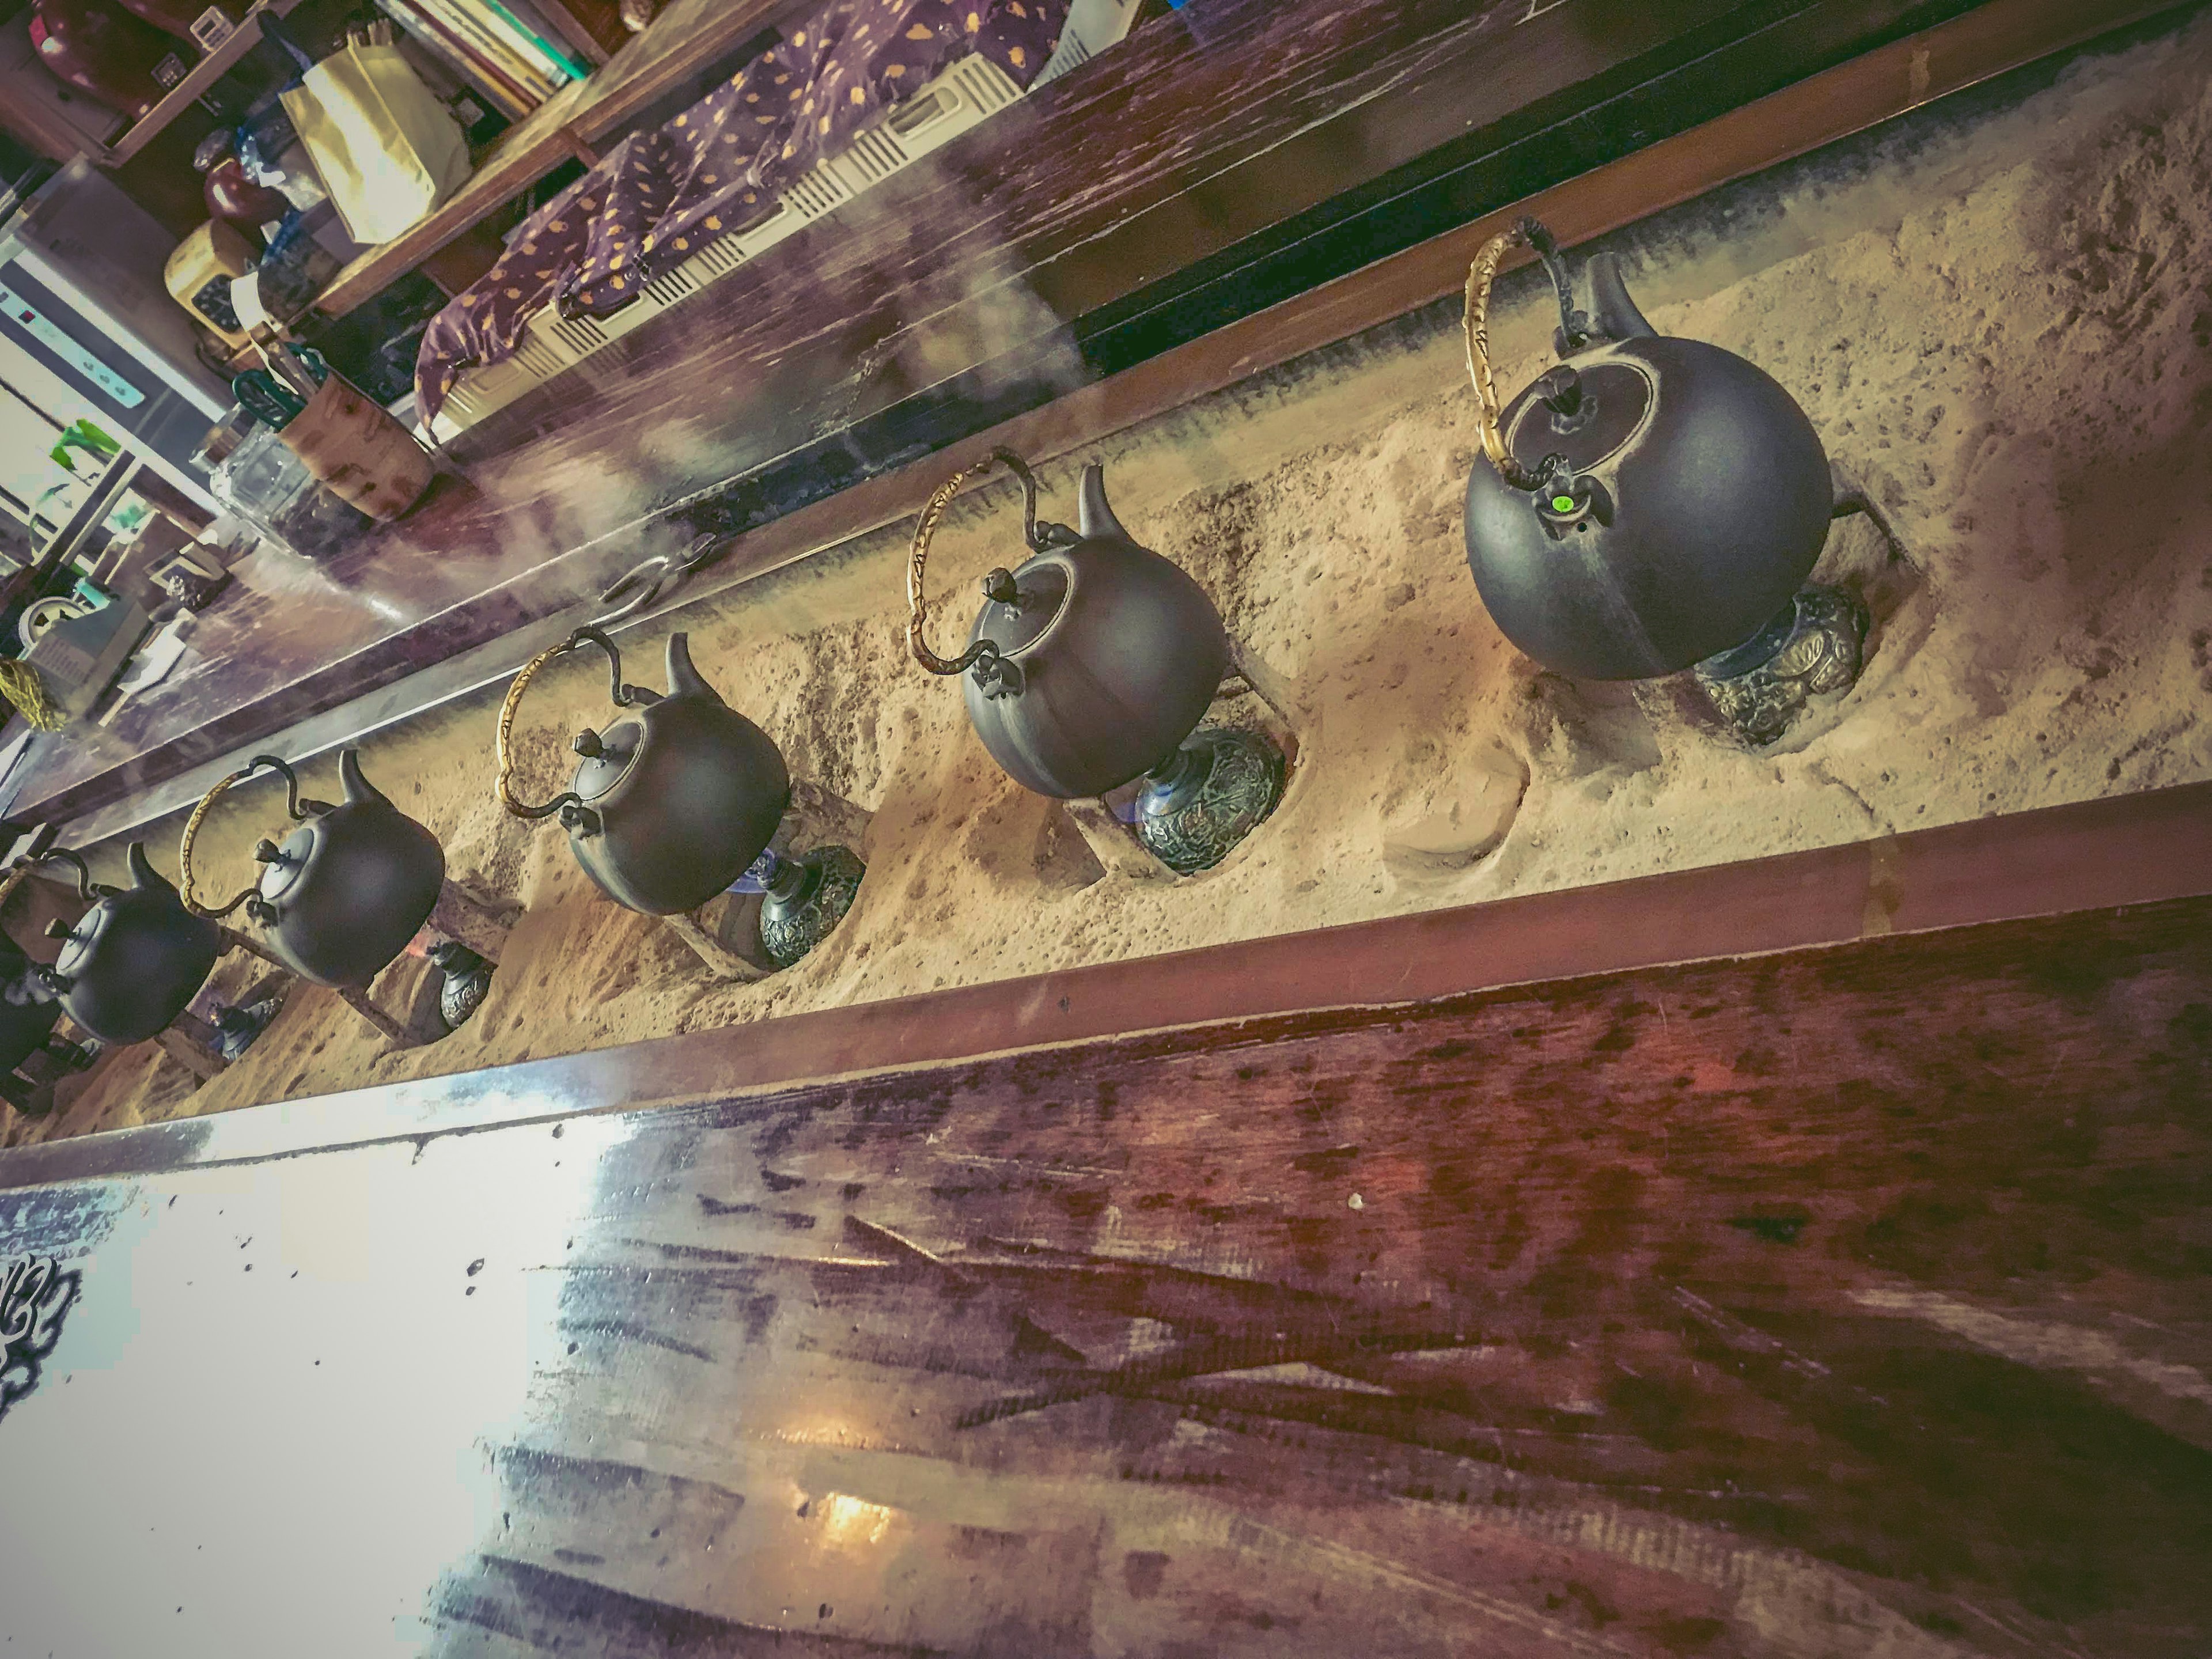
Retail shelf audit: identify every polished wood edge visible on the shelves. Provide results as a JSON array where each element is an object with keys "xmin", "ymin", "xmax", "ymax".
[
  {"xmin": 40, "ymin": 0, "xmax": 2178, "ymax": 843},
  {"xmin": 6, "ymin": 781, "xmax": 2207, "ymax": 1192}
]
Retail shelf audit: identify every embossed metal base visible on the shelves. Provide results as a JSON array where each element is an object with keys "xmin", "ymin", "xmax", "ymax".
[
  {"xmin": 1694, "ymin": 584, "xmax": 1869, "ymax": 748},
  {"xmin": 759, "ymin": 845, "xmax": 866, "ymax": 969},
  {"xmin": 1134, "ymin": 727, "xmax": 1287, "ymax": 876},
  {"xmin": 212, "ymin": 998, "xmax": 281, "ymax": 1062},
  {"xmin": 428, "ymin": 942, "xmax": 493, "ymax": 1033}
]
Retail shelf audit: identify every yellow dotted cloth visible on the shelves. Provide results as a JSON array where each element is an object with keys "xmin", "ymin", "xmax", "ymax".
[{"xmin": 416, "ymin": 0, "xmax": 1069, "ymax": 424}]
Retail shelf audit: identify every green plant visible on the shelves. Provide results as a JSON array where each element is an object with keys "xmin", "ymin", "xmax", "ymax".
[{"xmin": 45, "ymin": 418, "xmax": 120, "ymax": 476}]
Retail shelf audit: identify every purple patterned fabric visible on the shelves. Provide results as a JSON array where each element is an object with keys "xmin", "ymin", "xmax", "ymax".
[{"xmin": 416, "ymin": 0, "xmax": 1068, "ymax": 424}]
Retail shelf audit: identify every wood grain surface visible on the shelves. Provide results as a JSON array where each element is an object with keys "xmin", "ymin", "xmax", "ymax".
[{"xmin": 1, "ymin": 889, "xmax": 2206, "ymax": 1654}]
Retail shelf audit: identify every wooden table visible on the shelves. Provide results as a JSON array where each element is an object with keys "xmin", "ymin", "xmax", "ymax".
[{"xmin": 2, "ymin": 786, "xmax": 2206, "ymax": 1656}]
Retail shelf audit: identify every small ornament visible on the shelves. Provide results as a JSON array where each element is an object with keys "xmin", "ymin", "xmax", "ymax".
[
  {"xmin": 211, "ymin": 996, "xmax": 280, "ymax": 1060},
  {"xmin": 154, "ymin": 557, "xmax": 229, "ymax": 612}
]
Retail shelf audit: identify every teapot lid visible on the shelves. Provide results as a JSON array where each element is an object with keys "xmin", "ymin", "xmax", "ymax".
[
  {"xmin": 572, "ymin": 718, "xmax": 643, "ymax": 802},
  {"xmin": 51, "ymin": 843, "xmax": 164, "ymax": 976},
  {"xmin": 563, "ymin": 634, "xmax": 741, "ymax": 803},
  {"xmin": 1499, "ymin": 361, "xmax": 1654, "ymax": 481}
]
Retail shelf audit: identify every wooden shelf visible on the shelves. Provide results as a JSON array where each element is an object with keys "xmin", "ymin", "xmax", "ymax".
[
  {"xmin": 309, "ymin": 0, "xmax": 804, "ymax": 319},
  {"xmin": 103, "ymin": 0, "xmax": 309, "ymax": 165}
]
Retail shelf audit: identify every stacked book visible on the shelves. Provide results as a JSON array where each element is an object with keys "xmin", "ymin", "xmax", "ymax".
[{"xmin": 376, "ymin": 0, "xmax": 590, "ymax": 118}]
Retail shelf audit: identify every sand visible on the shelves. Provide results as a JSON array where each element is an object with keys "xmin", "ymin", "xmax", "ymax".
[{"xmin": 9, "ymin": 12, "xmax": 2209, "ymax": 1146}]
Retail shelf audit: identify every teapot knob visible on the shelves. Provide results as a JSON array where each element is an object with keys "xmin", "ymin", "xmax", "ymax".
[
  {"xmin": 1538, "ymin": 365, "xmax": 1584, "ymax": 420},
  {"xmin": 252, "ymin": 839, "xmax": 283, "ymax": 865},
  {"xmin": 42, "ymin": 919, "xmax": 73, "ymax": 941},
  {"xmin": 979, "ymin": 568, "xmax": 1019, "ymax": 607},
  {"xmin": 573, "ymin": 729, "xmax": 605, "ymax": 760}
]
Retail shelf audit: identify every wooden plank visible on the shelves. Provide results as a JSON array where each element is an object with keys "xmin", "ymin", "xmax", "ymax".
[
  {"xmin": 1, "ymin": 892, "xmax": 2206, "ymax": 1653},
  {"xmin": 103, "ymin": 1, "xmax": 306, "ymax": 166},
  {"xmin": 528, "ymin": 0, "xmax": 616, "ymax": 69},
  {"xmin": 309, "ymin": 0, "xmax": 803, "ymax": 320},
  {"xmin": 3, "ymin": 780, "xmax": 2205, "ymax": 1192}
]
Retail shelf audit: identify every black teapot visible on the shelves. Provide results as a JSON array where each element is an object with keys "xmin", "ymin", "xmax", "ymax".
[
  {"xmin": 498, "ymin": 629, "xmax": 790, "ymax": 916},
  {"xmin": 908, "ymin": 450, "xmax": 1230, "ymax": 800},
  {"xmin": 180, "ymin": 750, "xmax": 446, "ymax": 987},
  {"xmin": 1461, "ymin": 219, "xmax": 1834, "ymax": 680},
  {"xmin": 0, "ymin": 940, "xmax": 65, "ymax": 1080},
  {"xmin": 23, "ymin": 844, "xmax": 222, "ymax": 1045}
]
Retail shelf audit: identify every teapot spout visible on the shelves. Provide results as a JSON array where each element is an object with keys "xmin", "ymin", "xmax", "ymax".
[
  {"xmin": 664, "ymin": 633, "xmax": 725, "ymax": 706},
  {"xmin": 1586, "ymin": 253, "xmax": 1656, "ymax": 343},
  {"xmin": 339, "ymin": 748, "xmax": 390, "ymax": 807},
  {"xmin": 1077, "ymin": 464, "xmax": 1130, "ymax": 544},
  {"xmin": 126, "ymin": 841, "xmax": 178, "ymax": 896}
]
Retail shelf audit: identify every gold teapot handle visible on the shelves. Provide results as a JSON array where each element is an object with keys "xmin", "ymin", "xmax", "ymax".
[
  {"xmin": 1463, "ymin": 217, "xmax": 1581, "ymax": 494},
  {"xmin": 907, "ymin": 446, "xmax": 1076, "ymax": 678},
  {"xmin": 496, "ymin": 626, "xmax": 631, "ymax": 821},
  {"xmin": 179, "ymin": 756, "xmax": 306, "ymax": 919},
  {"xmin": 0, "ymin": 847, "xmax": 97, "ymax": 916}
]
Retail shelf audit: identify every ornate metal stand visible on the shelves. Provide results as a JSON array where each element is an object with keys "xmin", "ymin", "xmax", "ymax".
[
  {"xmin": 417, "ymin": 884, "xmax": 510, "ymax": 1039},
  {"xmin": 664, "ymin": 782, "xmax": 870, "ymax": 980},
  {"xmin": 1062, "ymin": 641, "xmax": 1302, "ymax": 883},
  {"xmin": 1699, "ymin": 491, "xmax": 1911, "ymax": 752},
  {"xmin": 1691, "ymin": 493, "xmax": 1897, "ymax": 748},
  {"xmin": 427, "ymin": 942, "xmax": 492, "ymax": 1032},
  {"xmin": 1134, "ymin": 727, "xmax": 1287, "ymax": 875},
  {"xmin": 1693, "ymin": 584, "xmax": 1869, "ymax": 748},
  {"xmin": 759, "ymin": 845, "xmax": 866, "ymax": 968}
]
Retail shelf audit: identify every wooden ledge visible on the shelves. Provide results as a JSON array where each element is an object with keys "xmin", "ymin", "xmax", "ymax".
[{"xmin": 1, "ymin": 779, "xmax": 2204, "ymax": 1191}]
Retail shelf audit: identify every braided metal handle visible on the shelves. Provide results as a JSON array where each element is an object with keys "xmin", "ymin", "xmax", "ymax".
[
  {"xmin": 0, "ymin": 847, "xmax": 96, "ymax": 918},
  {"xmin": 179, "ymin": 756, "xmax": 301, "ymax": 919},
  {"xmin": 1463, "ymin": 217, "xmax": 1581, "ymax": 494},
  {"xmin": 495, "ymin": 626, "xmax": 631, "ymax": 821},
  {"xmin": 906, "ymin": 447, "xmax": 1077, "ymax": 677}
]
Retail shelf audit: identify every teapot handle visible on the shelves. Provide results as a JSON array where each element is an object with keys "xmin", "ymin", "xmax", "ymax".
[
  {"xmin": 495, "ymin": 626, "xmax": 637, "ymax": 821},
  {"xmin": 0, "ymin": 848, "xmax": 99, "ymax": 914},
  {"xmin": 1462, "ymin": 217, "xmax": 1580, "ymax": 494},
  {"xmin": 906, "ymin": 447, "xmax": 1074, "ymax": 678},
  {"xmin": 178, "ymin": 756, "xmax": 302, "ymax": 919}
]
